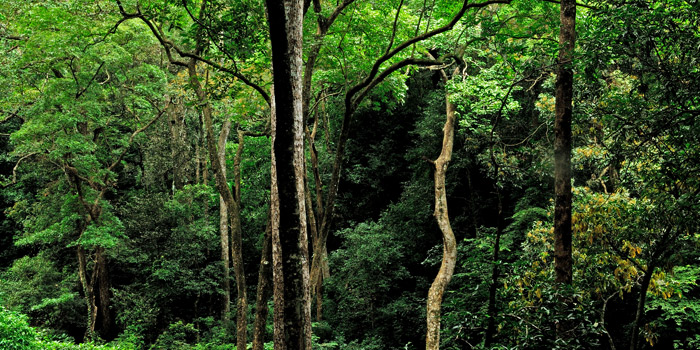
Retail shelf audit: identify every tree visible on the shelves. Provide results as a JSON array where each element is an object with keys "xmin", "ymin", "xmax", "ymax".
[
  {"xmin": 0, "ymin": 2, "xmax": 171, "ymax": 339},
  {"xmin": 266, "ymin": 0, "xmax": 312, "ymax": 347},
  {"xmin": 425, "ymin": 65, "xmax": 459, "ymax": 350}
]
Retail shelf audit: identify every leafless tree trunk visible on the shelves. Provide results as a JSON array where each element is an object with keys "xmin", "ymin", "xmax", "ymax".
[{"xmin": 426, "ymin": 68, "xmax": 458, "ymax": 350}]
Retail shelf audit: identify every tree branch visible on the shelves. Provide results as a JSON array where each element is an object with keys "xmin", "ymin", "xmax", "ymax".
[
  {"xmin": 12, "ymin": 153, "xmax": 37, "ymax": 184},
  {"xmin": 76, "ymin": 62, "xmax": 106, "ymax": 99},
  {"xmin": 346, "ymin": 0, "xmax": 512, "ymax": 112},
  {"xmin": 115, "ymin": 0, "xmax": 271, "ymax": 104}
]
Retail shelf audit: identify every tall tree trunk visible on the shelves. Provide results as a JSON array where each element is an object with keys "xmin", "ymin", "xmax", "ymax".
[
  {"xmin": 252, "ymin": 215, "xmax": 273, "ymax": 350},
  {"xmin": 554, "ymin": 0, "xmax": 576, "ymax": 338},
  {"xmin": 303, "ymin": 150, "xmax": 327, "ymax": 321},
  {"xmin": 218, "ymin": 120, "xmax": 233, "ymax": 322},
  {"xmin": 230, "ymin": 129, "xmax": 248, "ymax": 350},
  {"xmin": 269, "ymin": 87, "xmax": 285, "ymax": 348},
  {"xmin": 302, "ymin": 0, "xmax": 353, "ymax": 313},
  {"xmin": 306, "ymin": 111, "xmax": 331, "ymax": 315},
  {"xmin": 73, "ymin": 190, "xmax": 113, "ymax": 341},
  {"xmin": 266, "ymin": 0, "xmax": 311, "ymax": 347},
  {"xmin": 426, "ymin": 78, "xmax": 458, "ymax": 350},
  {"xmin": 187, "ymin": 60, "xmax": 247, "ymax": 350}
]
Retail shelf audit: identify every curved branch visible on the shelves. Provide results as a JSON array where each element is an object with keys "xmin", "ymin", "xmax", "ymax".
[
  {"xmin": 353, "ymin": 57, "xmax": 442, "ymax": 108},
  {"xmin": 345, "ymin": 0, "xmax": 512, "ymax": 112},
  {"xmin": 115, "ymin": 0, "xmax": 271, "ymax": 104},
  {"xmin": 384, "ymin": 0, "xmax": 406, "ymax": 56},
  {"xmin": 12, "ymin": 152, "xmax": 37, "ymax": 183}
]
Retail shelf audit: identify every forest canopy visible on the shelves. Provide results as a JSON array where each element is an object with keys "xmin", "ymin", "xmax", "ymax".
[{"xmin": 1, "ymin": 0, "xmax": 699, "ymax": 349}]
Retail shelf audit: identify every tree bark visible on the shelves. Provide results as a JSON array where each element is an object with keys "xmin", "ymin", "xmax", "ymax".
[
  {"xmin": 426, "ymin": 77, "xmax": 458, "ymax": 350},
  {"xmin": 306, "ymin": 115, "xmax": 330, "ymax": 313},
  {"xmin": 266, "ymin": 0, "xmax": 312, "ymax": 347},
  {"xmin": 218, "ymin": 120, "xmax": 233, "ymax": 322},
  {"xmin": 554, "ymin": 0, "xmax": 576, "ymax": 339},
  {"xmin": 230, "ymin": 131, "xmax": 248, "ymax": 350}
]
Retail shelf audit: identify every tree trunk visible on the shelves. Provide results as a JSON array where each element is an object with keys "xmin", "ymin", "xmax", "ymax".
[
  {"xmin": 73, "ymin": 194, "xmax": 114, "ymax": 341},
  {"xmin": 554, "ymin": 0, "xmax": 576, "ymax": 339},
  {"xmin": 230, "ymin": 132, "xmax": 247, "ymax": 350},
  {"xmin": 426, "ymin": 81, "xmax": 458, "ymax": 350},
  {"xmin": 629, "ymin": 262, "xmax": 656, "ymax": 350},
  {"xmin": 269, "ymin": 87, "xmax": 285, "ymax": 348},
  {"xmin": 187, "ymin": 60, "xmax": 247, "ymax": 350},
  {"xmin": 306, "ymin": 113, "xmax": 331, "ymax": 314},
  {"xmin": 252, "ymin": 215, "xmax": 273, "ymax": 350},
  {"xmin": 77, "ymin": 245, "xmax": 95, "ymax": 341},
  {"xmin": 94, "ymin": 247, "xmax": 113, "ymax": 339},
  {"xmin": 266, "ymin": 0, "xmax": 312, "ymax": 347},
  {"xmin": 218, "ymin": 120, "xmax": 233, "ymax": 322}
]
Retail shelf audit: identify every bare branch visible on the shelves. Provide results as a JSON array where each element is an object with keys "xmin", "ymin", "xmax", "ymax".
[{"xmin": 13, "ymin": 152, "xmax": 37, "ymax": 183}]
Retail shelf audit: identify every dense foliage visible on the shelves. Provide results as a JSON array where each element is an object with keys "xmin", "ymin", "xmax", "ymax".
[{"xmin": 1, "ymin": 0, "xmax": 698, "ymax": 349}]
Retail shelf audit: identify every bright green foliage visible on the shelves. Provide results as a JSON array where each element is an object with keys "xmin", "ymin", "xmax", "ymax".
[
  {"xmin": 645, "ymin": 265, "xmax": 700, "ymax": 347},
  {"xmin": 0, "ymin": 307, "xmax": 137, "ymax": 350},
  {"xmin": 1, "ymin": 0, "xmax": 699, "ymax": 349},
  {"xmin": 0, "ymin": 307, "xmax": 37, "ymax": 350}
]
